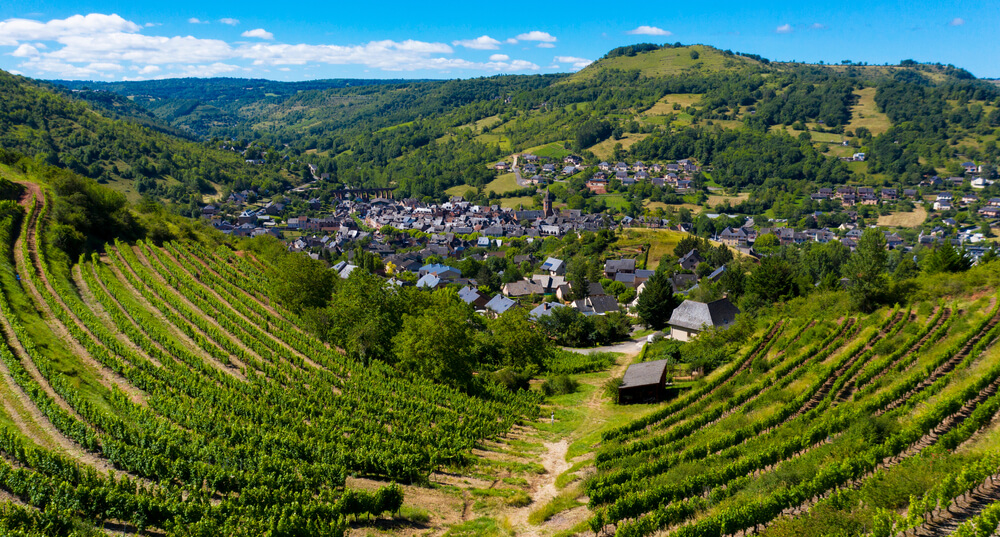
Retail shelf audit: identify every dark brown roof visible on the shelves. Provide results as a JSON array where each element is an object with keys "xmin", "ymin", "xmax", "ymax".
[{"xmin": 621, "ymin": 359, "xmax": 669, "ymax": 388}]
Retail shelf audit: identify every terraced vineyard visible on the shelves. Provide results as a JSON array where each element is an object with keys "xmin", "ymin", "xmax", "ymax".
[
  {"xmin": 0, "ymin": 182, "xmax": 538, "ymax": 535},
  {"xmin": 588, "ymin": 295, "xmax": 1000, "ymax": 537}
]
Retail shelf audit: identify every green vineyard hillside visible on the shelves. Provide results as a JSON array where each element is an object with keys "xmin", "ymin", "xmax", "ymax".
[
  {"xmin": 0, "ymin": 170, "xmax": 537, "ymax": 535},
  {"xmin": 588, "ymin": 286, "xmax": 1000, "ymax": 537},
  {"xmin": 3, "ymin": 162, "xmax": 1000, "ymax": 536}
]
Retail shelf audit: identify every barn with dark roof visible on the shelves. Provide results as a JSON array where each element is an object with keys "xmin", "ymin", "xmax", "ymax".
[{"xmin": 618, "ymin": 359, "xmax": 672, "ymax": 404}]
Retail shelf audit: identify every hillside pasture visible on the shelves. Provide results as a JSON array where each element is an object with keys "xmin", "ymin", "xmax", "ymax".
[
  {"xmin": 846, "ymin": 87, "xmax": 892, "ymax": 136},
  {"xmin": 521, "ymin": 142, "xmax": 573, "ymax": 160},
  {"xmin": 643, "ymin": 93, "xmax": 704, "ymax": 115},
  {"xmin": 570, "ymin": 45, "xmax": 754, "ymax": 81},
  {"xmin": 587, "ymin": 133, "xmax": 651, "ymax": 160}
]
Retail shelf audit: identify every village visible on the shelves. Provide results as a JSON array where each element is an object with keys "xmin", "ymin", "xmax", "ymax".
[{"xmin": 187, "ymin": 153, "xmax": 999, "ymax": 344}]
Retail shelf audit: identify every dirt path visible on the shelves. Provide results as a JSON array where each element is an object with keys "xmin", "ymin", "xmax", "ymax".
[{"xmin": 508, "ymin": 440, "xmax": 572, "ymax": 537}]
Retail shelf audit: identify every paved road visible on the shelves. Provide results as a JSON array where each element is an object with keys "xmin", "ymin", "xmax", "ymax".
[
  {"xmin": 561, "ymin": 336, "xmax": 647, "ymax": 355},
  {"xmin": 513, "ymin": 167, "xmax": 530, "ymax": 187}
]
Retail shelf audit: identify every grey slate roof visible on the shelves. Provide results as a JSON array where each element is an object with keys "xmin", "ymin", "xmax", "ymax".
[
  {"xmin": 588, "ymin": 294, "xmax": 620, "ymax": 314},
  {"xmin": 621, "ymin": 359, "xmax": 670, "ymax": 389},
  {"xmin": 485, "ymin": 294, "xmax": 516, "ymax": 314},
  {"xmin": 458, "ymin": 286, "xmax": 481, "ymax": 304},
  {"xmin": 605, "ymin": 258, "xmax": 636, "ymax": 274},
  {"xmin": 529, "ymin": 302, "xmax": 566, "ymax": 318},
  {"xmin": 668, "ymin": 298, "xmax": 741, "ymax": 331}
]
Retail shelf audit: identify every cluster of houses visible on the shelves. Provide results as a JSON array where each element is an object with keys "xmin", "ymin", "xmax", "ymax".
[
  {"xmin": 586, "ymin": 159, "xmax": 701, "ymax": 194},
  {"xmin": 495, "ymin": 154, "xmax": 586, "ymax": 184}
]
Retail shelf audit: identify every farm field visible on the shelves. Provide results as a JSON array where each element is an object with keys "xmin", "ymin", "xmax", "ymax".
[{"xmin": 877, "ymin": 206, "xmax": 928, "ymax": 228}]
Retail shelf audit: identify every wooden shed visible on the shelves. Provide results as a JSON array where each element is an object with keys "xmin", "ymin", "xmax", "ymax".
[{"xmin": 618, "ymin": 359, "xmax": 672, "ymax": 405}]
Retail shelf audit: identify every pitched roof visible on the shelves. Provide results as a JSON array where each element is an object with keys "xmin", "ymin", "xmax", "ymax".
[
  {"xmin": 458, "ymin": 286, "xmax": 481, "ymax": 304},
  {"xmin": 588, "ymin": 294, "xmax": 620, "ymax": 314},
  {"xmin": 540, "ymin": 257, "xmax": 564, "ymax": 271},
  {"xmin": 529, "ymin": 302, "xmax": 566, "ymax": 318},
  {"xmin": 505, "ymin": 280, "xmax": 544, "ymax": 296},
  {"xmin": 605, "ymin": 258, "xmax": 636, "ymax": 273},
  {"xmin": 416, "ymin": 274, "xmax": 440, "ymax": 288},
  {"xmin": 485, "ymin": 294, "xmax": 516, "ymax": 314},
  {"xmin": 668, "ymin": 298, "xmax": 741, "ymax": 331},
  {"xmin": 621, "ymin": 359, "xmax": 669, "ymax": 389}
]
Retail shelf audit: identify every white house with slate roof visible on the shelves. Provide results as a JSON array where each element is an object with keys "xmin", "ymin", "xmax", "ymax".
[{"xmin": 667, "ymin": 298, "xmax": 741, "ymax": 342}]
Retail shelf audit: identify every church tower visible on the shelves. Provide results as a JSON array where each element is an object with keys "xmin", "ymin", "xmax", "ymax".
[{"xmin": 543, "ymin": 187, "xmax": 553, "ymax": 217}]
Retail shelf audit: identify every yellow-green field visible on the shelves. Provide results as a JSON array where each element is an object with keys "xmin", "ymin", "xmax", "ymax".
[
  {"xmin": 706, "ymin": 192, "xmax": 750, "ymax": 207},
  {"xmin": 877, "ymin": 207, "xmax": 928, "ymax": 228},
  {"xmin": 570, "ymin": 45, "xmax": 757, "ymax": 81},
  {"xmin": 446, "ymin": 172, "xmax": 524, "ymax": 198},
  {"xmin": 444, "ymin": 183, "xmax": 476, "ymax": 197},
  {"xmin": 588, "ymin": 133, "xmax": 650, "ymax": 160},
  {"xmin": 474, "ymin": 133, "xmax": 514, "ymax": 152},
  {"xmin": 500, "ymin": 196, "xmax": 537, "ymax": 209},
  {"xmin": 643, "ymin": 93, "xmax": 704, "ymax": 115},
  {"xmin": 846, "ymin": 87, "xmax": 892, "ymax": 136},
  {"xmin": 519, "ymin": 141, "xmax": 573, "ymax": 160}
]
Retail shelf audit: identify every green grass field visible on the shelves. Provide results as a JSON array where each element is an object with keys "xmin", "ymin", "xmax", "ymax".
[
  {"xmin": 846, "ymin": 87, "xmax": 892, "ymax": 136},
  {"xmin": 598, "ymin": 194, "xmax": 630, "ymax": 211},
  {"xmin": 588, "ymin": 133, "xmax": 650, "ymax": 160},
  {"xmin": 643, "ymin": 93, "xmax": 704, "ymax": 115},
  {"xmin": 570, "ymin": 45, "xmax": 756, "ymax": 81},
  {"xmin": 522, "ymin": 142, "xmax": 573, "ymax": 160},
  {"xmin": 500, "ymin": 196, "xmax": 537, "ymax": 209}
]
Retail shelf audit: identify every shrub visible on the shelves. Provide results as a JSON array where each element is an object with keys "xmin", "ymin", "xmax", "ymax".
[
  {"xmin": 603, "ymin": 376, "xmax": 624, "ymax": 403},
  {"xmin": 541, "ymin": 374, "xmax": 579, "ymax": 396},
  {"xmin": 490, "ymin": 368, "xmax": 532, "ymax": 392}
]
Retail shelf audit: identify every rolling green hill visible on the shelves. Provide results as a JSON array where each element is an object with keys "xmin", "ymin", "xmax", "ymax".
[
  {"xmin": 31, "ymin": 44, "xmax": 999, "ymax": 208},
  {"xmin": 0, "ymin": 71, "xmax": 290, "ymax": 205}
]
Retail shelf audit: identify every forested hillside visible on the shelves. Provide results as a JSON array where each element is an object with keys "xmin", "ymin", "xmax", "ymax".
[
  {"xmin": 44, "ymin": 44, "xmax": 1000, "ymax": 206},
  {"xmin": 0, "ymin": 72, "xmax": 291, "ymax": 205}
]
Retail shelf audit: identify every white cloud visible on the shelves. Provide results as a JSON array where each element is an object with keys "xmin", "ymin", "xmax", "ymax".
[
  {"xmin": 504, "ymin": 37, "xmax": 518, "ymax": 44},
  {"xmin": 1, "ymin": 12, "xmax": 556, "ymax": 78},
  {"xmin": 516, "ymin": 30, "xmax": 556, "ymax": 42},
  {"xmin": 0, "ymin": 13, "xmax": 141, "ymax": 46},
  {"xmin": 452, "ymin": 35, "xmax": 501, "ymax": 50},
  {"xmin": 11, "ymin": 44, "xmax": 41, "ymax": 57},
  {"xmin": 537, "ymin": 43, "xmax": 555, "ymax": 48},
  {"xmin": 178, "ymin": 62, "xmax": 243, "ymax": 77},
  {"xmin": 242, "ymin": 28, "xmax": 274, "ymax": 40},
  {"xmin": 144, "ymin": 22, "xmax": 160, "ymax": 28},
  {"xmin": 626, "ymin": 25, "xmax": 672, "ymax": 36},
  {"xmin": 241, "ymin": 40, "xmax": 460, "ymax": 70},
  {"xmin": 775, "ymin": 23, "xmax": 793, "ymax": 34},
  {"xmin": 188, "ymin": 18, "xmax": 208, "ymax": 24},
  {"xmin": 810, "ymin": 23, "xmax": 826, "ymax": 29},
  {"xmin": 219, "ymin": 18, "xmax": 240, "ymax": 26},
  {"xmin": 49, "ymin": 33, "xmax": 234, "ymax": 64},
  {"xmin": 86, "ymin": 62, "xmax": 123, "ymax": 72},
  {"xmin": 949, "ymin": 17, "xmax": 965, "ymax": 26},
  {"xmin": 554, "ymin": 56, "xmax": 592, "ymax": 71}
]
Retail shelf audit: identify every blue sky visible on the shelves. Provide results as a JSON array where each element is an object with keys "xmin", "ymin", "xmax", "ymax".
[{"xmin": 0, "ymin": 0, "xmax": 997, "ymax": 81}]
